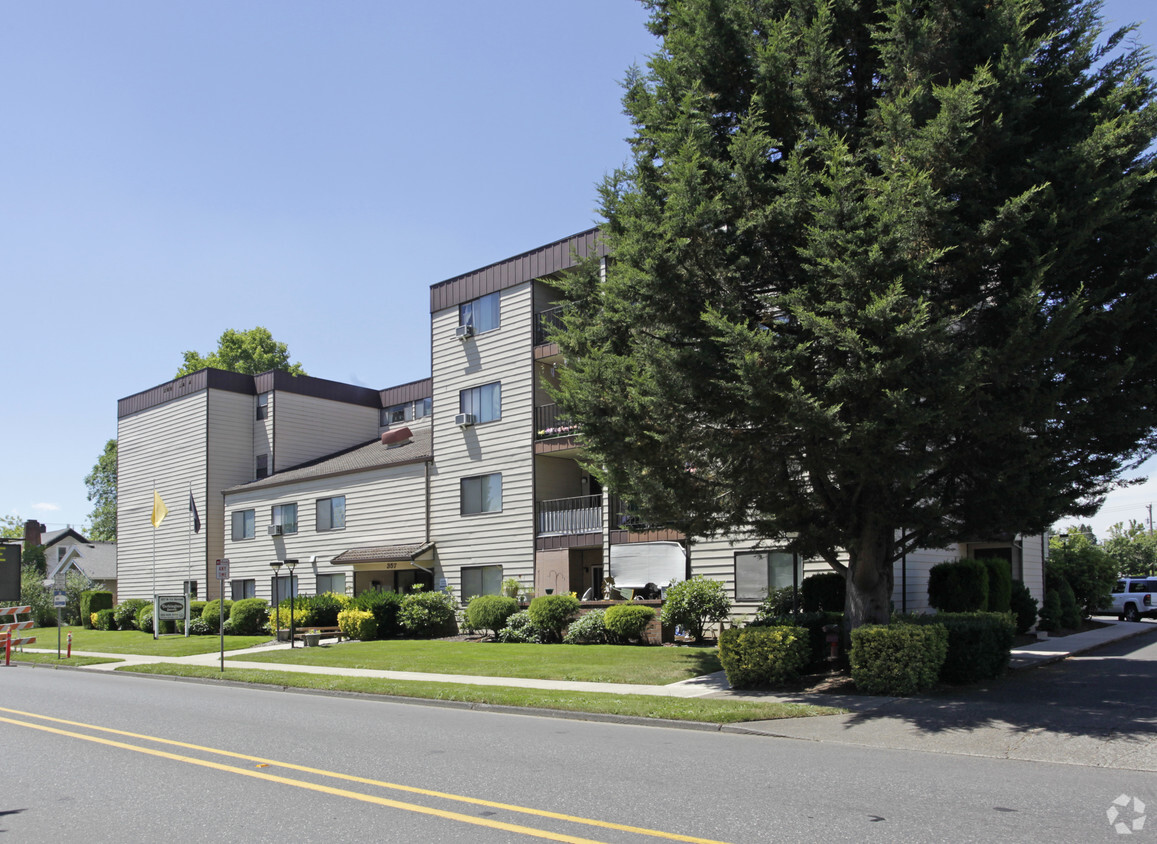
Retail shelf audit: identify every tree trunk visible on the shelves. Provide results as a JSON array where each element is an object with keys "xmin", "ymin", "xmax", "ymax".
[{"xmin": 844, "ymin": 526, "xmax": 895, "ymax": 630}]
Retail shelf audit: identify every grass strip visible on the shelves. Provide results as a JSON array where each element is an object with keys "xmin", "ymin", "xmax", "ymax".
[
  {"xmin": 228, "ymin": 640, "xmax": 723, "ymax": 685},
  {"xmin": 9, "ymin": 653, "xmax": 122, "ymax": 667},
  {"xmin": 119, "ymin": 663, "xmax": 844, "ymax": 723},
  {"xmin": 28, "ymin": 627, "xmax": 271, "ymax": 657}
]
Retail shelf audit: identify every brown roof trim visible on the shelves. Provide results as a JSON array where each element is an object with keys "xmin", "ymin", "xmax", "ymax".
[
  {"xmin": 253, "ymin": 370, "xmax": 381, "ymax": 408},
  {"xmin": 429, "ymin": 228, "xmax": 606, "ymax": 314},
  {"xmin": 379, "ymin": 377, "xmax": 433, "ymax": 407}
]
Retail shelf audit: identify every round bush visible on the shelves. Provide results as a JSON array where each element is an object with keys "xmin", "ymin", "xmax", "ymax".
[
  {"xmin": 114, "ymin": 599, "xmax": 150, "ymax": 631},
  {"xmin": 466, "ymin": 595, "xmax": 519, "ymax": 637},
  {"xmin": 928, "ymin": 560, "xmax": 989, "ymax": 613},
  {"xmin": 800, "ymin": 572, "xmax": 845, "ymax": 612},
  {"xmin": 186, "ymin": 617, "xmax": 214, "ymax": 635},
  {"xmin": 496, "ymin": 610, "xmax": 547, "ymax": 644},
  {"xmin": 603, "ymin": 604, "xmax": 656, "ymax": 642},
  {"xmin": 660, "ymin": 576, "xmax": 731, "ymax": 643},
  {"xmin": 527, "ymin": 594, "xmax": 580, "ymax": 643},
  {"xmin": 201, "ymin": 599, "xmax": 234, "ymax": 633},
  {"xmin": 352, "ymin": 589, "xmax": 404, "ymax": 639},
  {"xmin": 229, "ymin": 598, "xmax": 269, "ymax": 635},
  {"xmin": 563, "ymin": 609, "xmax": 610, "ymax": 644},
  {"xmin": 135, "ymin": 604, "xmax": 154, "ymax": 633},
  {"xmin": 93, "ymin": 608, "xmax": 117, "ymax": 631},
  {"xmin": 399, "ymin": 589, "xmax": 456, "ymax": 638},
  {"xmin": 337, "ymin": 608, "xmax": 377, "ymax": 641},
  {"xmin": 1009, "ymin": 580, "xmax": 1038, "ymax": 634}
]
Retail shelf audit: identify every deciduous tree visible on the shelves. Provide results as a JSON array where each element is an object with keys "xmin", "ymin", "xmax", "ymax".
[
  {"xmin": 176, "ymin": 327, "xmax": 307, "ymax": 378},
  {"xmin": 84, "ymin": 439, "xmax": 117, "ymax": 541}
]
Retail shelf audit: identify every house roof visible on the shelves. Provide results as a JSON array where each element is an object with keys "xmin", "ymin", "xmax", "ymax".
[
  {"xmin": 225, "ymin": 427, "xmax": 432, "ymax": 494},
  {"xmin": 330, "ymin": 542, "xmax": 435, "ymax": 565},
  {"xmin": 42, "ymin": 528, "xmax": 87, "ymax": 548},
  {"xmin": 72, "ymin": 542, "xmax": 117, "ymax": 580}
]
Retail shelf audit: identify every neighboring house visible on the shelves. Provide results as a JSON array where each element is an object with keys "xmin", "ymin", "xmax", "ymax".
[
  {"xmin": 42, "ymin": 528, "xmax": 118, "ymax": 600},
  {"xmin": 116, "ymin": 229, "xmax": 1046, "ymax": 614}
]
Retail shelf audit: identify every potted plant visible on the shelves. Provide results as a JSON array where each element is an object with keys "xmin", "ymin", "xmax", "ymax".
[{"xmin": 501, "ymin": 577, "xmax": 521, "ymax": 598}]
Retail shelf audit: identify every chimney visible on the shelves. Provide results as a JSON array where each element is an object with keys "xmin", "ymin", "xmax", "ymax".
[{"xmin": 23, "ymin": 519, "xmax": 45, "ymax": 548}]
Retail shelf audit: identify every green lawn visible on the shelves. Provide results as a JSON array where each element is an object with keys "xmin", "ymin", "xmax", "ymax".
[
  {"xmin": 8, "ymin": 652, "xmax": 122, "ymax": 667},
  {"xmin": 229, "ymin": 640, "xmax": 723, "ymax": 685},
  {"xmin": 29, "ymin": 627, "xmax": 271, "ymax": 657},
  {"xmin": 122, "ymin": 663, "xmax": 843, "ymax": 723}
]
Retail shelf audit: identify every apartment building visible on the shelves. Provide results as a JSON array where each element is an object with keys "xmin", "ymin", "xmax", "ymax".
[{"xmin": 116, "ymin": 230, "xmax": 1046, "ymax": 613}]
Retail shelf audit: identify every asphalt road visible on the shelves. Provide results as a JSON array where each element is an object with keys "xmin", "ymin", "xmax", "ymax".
[{"xmin": 1, "ymin": 666, "xmax": 1153, "ymax": 842}]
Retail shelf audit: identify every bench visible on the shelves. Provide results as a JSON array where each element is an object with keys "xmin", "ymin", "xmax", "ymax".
[{"xmin": 291, "ymin": 626, "xmax": 343, "ymax": 646}]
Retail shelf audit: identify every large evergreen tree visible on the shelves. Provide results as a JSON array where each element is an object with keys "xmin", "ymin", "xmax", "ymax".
[
  {"xmin": 84, "ymin": 439, "xmax": 118, "ymax": 541},
  {"xmin": 552, "ymin": 0, "xmax": 1157, "ymax": 628}
]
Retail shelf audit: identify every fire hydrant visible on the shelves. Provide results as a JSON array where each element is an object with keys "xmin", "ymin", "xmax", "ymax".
[{"xmin": 823, "ymin": 624, "xmax": 841, "ymax": 663}]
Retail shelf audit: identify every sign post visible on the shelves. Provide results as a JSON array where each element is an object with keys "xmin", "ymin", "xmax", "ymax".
[
  {"xmin": 216, "ymin": 559, "xmax": 229, "ymax": 672},
  {"xmin": 53, "ymin": 587, "xmax": 66, "ymax": 658}
]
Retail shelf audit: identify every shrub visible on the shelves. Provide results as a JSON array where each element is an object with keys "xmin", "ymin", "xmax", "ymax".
[
  {"xmin": 93, "ymin": 608, "xmax": 117, "ymax": 630},
  {"xmin": 927, "ymin": 560, "xmax": 989, "ymax": 613},
  {"xmin": 80, "ymin": 591, "xmax": 114, "ymax": 629},
  {"xmin": 562, "ymin": 609, "xmax": 611, "ymax": 644},
  {"xmin": 136, "ymin": 604, "xmax": 154, "ymax": 634},
  {"xmin": 465, "ymin": 595, "xmax": 519, "ymax": 637},
  {"xmin": 801, "ymin": 572, "xmax": 845, "ymax": 612},
  {"xmin": 1055, "ymin": 577, "xmax": 1081, "ymax": 629},
  {"xmin": 399, "ymin": 589, "xmax": 456, "ymax": 638},
  {"xmin": 660, "ymin": 576, "xmax": 732, "ymax": 643},
  {"xmin": 113, "ymin": 599, "xmax": 150, "ymax": 631},
  {"xmin": 496, "ymin": 610, "xmax": 547, "ymax": 644},
  {"xmin": 850, "ymin": 623, "xmax": 948, "ymax": 696},
  {"xmin": 1009, "ymin": 580, "xmax": 1038, "ymax": 634},
  {"xmin": 718, "ymin": 626, "xmax": 811, "ymax": 688},
  {"xmin": 19, "ymin": 565, "xmax": 56, "ymax": 627},
  {"xmin": 352, "ymin": 589, "xmax": 404, "ymax": 639},
  {"xmin": 1038, "ymin": 589, "xmax": 1063, "ymax": 632},
  {"xmin": 201, "ymin": 600, "xmax": 234, "ymax": 633},
  {"xmin": 979, "ymin": 558, "xmax": 1012, "ymax": 613},
  {"xmin": 1048, "ymin": 539, "xmax": 1117, "ymax": 617},
  {"xmin": 748, "ymin": 612, "xmax": 843, "ymax": 671},
  {"xmin": 752, "ymin": 586, "xmax": 796, "ymax": 622},
  {"xmin": 337, "ymin": 608, "xmax": 377, "ymax": 641},
  {"xmin": 308, "ymin": 592, "xmax": 351, "ymax": 627},
  {"xmin": 603, "ymin": 604, "xmax": 656, "ymax": 643},
  {"xmin": 186, "ymin": 617, "xmax": 214, "ymax": 635},
  {"xmin": 904, "ymin": 612, "xmax": 1015, "ymax": 684},
  {"xmin": 527, "ymin": 594, "xmax": 580, "ymax": 643},
  {"xmin": 229, "ymin": 598, "xmax": 269, "ymax": 635}
]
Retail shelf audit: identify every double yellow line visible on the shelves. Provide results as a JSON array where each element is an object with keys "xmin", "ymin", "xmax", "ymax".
[{"xmin": 0, "ymin": 707, "xmax": 729, "ymax": 843}]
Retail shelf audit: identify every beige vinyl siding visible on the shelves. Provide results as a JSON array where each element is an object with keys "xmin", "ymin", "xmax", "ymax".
[
  {"xmin": 223, "ymin": 462, "xmax": 429, "ymax": 600},
  {"xmin": 205, "ymin": 389, "xmax": 260, "ymax": 600},
  {"xmin": 254, "ymin": 391, "xmax": 273, "ymax": 479},
  {"xmin": 430, "ymin": 282, "xmax": 536, "ymax": 600},
  {"xmin": 1020, "ymin": 533, "xmax": 1045, "ymax": 606},
  {"xmin": 272, "ymin": 392, "xmax": 378, "ymax": 472},
  {"xmin": 117, "ymin": 391, "xmax": 209, "ymax": 601}
]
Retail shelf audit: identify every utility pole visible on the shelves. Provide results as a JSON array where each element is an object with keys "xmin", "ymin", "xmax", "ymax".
[{"xmin": 1148, "ymin": 503, "xmax": 1153, "ymax": 535}]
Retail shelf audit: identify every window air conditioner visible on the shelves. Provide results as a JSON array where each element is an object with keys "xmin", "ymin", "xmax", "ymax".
[
  {"xmin": 454, "ymin": 413, "xmax": 476, "ymax": 427},
  {"xmin": 455, "ymin": 324, "xmax": 474, "ymax": 340},
  {"xmin": 267, "ymin": 525, "xmax": 283, "ymax": 536}
]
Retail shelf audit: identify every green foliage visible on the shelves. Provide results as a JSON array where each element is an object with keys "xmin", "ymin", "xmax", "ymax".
[
  {"xmin": 1047, "ymin": 532, "xmax": 1117, "ymax": 617},
  {"xmin": 84, "ymin": 439, "xmax": 118, "ymax": 541},
  {"xmin": 748, "ymin": 612, "xmax": 844, "ymax": 671},
  {"xmin": 927, "ymin": 560, "xmax": 989, "ymax": 613},
  {"xmin": 80, "ymin": 591, "xmax": 113, "ymax": 629},
  {"xmin": 185, "ymin": 617, "xmax": 214, "ymax": 635},
  {"xmin": 201, "ymin": 600, "xmax": 234, "ymax": 633},
  {"xmin": 718, "ymin": 626, "xmax": 811, "ymax": 689},
  {"xmin": 551, "ymin": 0, "xmax": 1157, "ymax": 633},
  {"xmin": 603, "ymin": 604, "xmax": 656, "ymax": 642},
  {"xmin": 850, "ymin": 624, "xmax": 948, "ymax": 696},
  {"xmin": 114, "ymin": 599, "xmax": 150, "ymax": 631},
  {"xmin": 1104, "ymin": 520, "xmax": 1157, "ymax": 577},
  {"xmin": 1053, "ymin": 577, "xmax": 1082, "ymax": 629},
  {"xmin": 1009, "ymin": 581, "xmax": 1039, "ymax": 635},
  {"xmin": 19, "ymin": 566, "xmax": 55, "ymax": 627},
  {"xmin": 337, "ymin": 608, "xmax": 377, "ymax": 641},
  {"xmin": 752, "ymin": 586, "xmax": 796, "ymax": 622},
  {"xmin": 136, "ymin": 604, "xmax": 154, "ymax": 634},
  {"xmin": 800, "ymin": 573, "xmax": 845, "ymax": 613},
  {"xmin": 465, "ymin": 595, "xmax": 519, "ymax": 638},
  {"xmin": 304, "ymin": 592, "xmax": 350, "ymax": 627},
  {"xmin": 902, "ymin": 612, "xmax": 1015, "ymax": 684},
  {"xmin": 93, "ymin": 608, "xmax": 117, "ymax": 631},
  {"xmin": 351, "ymin": 589, "xmax": 404, "ymax": 640},
  {"xmin": 22, "ymin": 544, "xmax": 46, "ymax": 575},
  {"xmin": 229, "ymin": 598, "xmax": 269, "ymax": 636},
  {"xmin": 562, "ymin": 609, "xmax": 612, "ymax": 645},
  {"xmin": 398, "ymin": 589, "xmax": 456, "ymax": 639},
  {"xmin": 177, "ymin": 326, "xmax": 307, "ymax": 378},
  {"xmin": 527, "ymin": 594, "xmax": 581, "ymax": 643},
  {"xmin": 0, "ymin": 514, "xmax": 24, "ymax": 539},
  {"xmin": 660, "ymin": 576, "xmax": 731, "ymax": 643},
  {"xmin": 1038, "ymin": 589, "xmax": 1063, "ymax": 632},
  {"xmin": 978, "ymin": 558, "xmax": 1012, "ymax": 613},
  {"xmin": 496, "ymin": 610, "xmax": 547, "ymax": 644}
]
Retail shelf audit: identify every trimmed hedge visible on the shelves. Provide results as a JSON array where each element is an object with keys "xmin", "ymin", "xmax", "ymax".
[
  {"xmin": 719, "ymin": 626, "xmax": 811, "ymax": 689},
  {"xmin": 749, "ymin": 611, "xmax": 843, "ymax": 671},
  {"xmin": 801, "ymin": 572, "xmax": 845, "ymax": 612},
  {"xmin": 1009, "ymin": 580, "xmax": 1038, "ymax": 634},
  {"xmin": 903, "ymin": 612, "xmax": 1015, "ymax": 684},
  {"xmin": 979, "ymin": 558, "xmax": 1012, "ymax": 612},
  {"xmin": 850, "ymin": 623, "xmax": 948, "ymax": 695},
  {"xmin": 136, "ymin": 604, "xmax": 154, "ymax": 634},
  {"xmin": 603, "ymin": 604, "xmax": 656, "ymax": 642},
  {"xmin": 201, "ymin": 600, "xmax": 234, "ymax": 633},
  {"xmin": 352, "ymin": 589, "xmax": 404, "ymax": 640},
  {"xmin": 229, "ymin": 598, "xmax": 269, "ymax": 635},
  {"xmin": 93, "ymin": 608, "xmax": 117, "ymax": 630},
  {"xmin": 399, "ymin": 589, "xmax": 456, "ymax": 638},
  {"xmin": 527, "ymin": 594, "xmax": 580, "ymax": 643},
  {"xmin": 927, "ymin": 560, "xmax": 989, "ymax": 613},
  {"xmin": 466, "ymin": 595, "xmax": 520, "ymax": 637},
  {"xmin": 1038, "ymin": 589, "xmax": 1063, "ymax": 632},
  {"xmin": 81, "ymin": 591, "xmax": 114, "ymax": 629},
  {"xmin": 337, "ymin": 608, "xmax": 377, "ymax": 641}
]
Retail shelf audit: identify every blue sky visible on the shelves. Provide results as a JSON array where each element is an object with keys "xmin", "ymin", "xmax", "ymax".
[{"xmin": 2, "ymin": 0, "xmax": 1154, "ymax": 542}]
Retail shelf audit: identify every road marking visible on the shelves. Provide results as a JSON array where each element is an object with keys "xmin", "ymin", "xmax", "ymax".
[{"xmin": 0, "ymin": 707, "xmax": 730, "ymax": 844}]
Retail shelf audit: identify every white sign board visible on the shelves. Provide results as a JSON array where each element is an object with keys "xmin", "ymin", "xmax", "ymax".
[
  {"xmin": 155, "ymin": 594, "xmax": 187, "ymax": 621},
  {"xmin": 216, "ymin": 558, "xmax": 230, "ymax": 580}
]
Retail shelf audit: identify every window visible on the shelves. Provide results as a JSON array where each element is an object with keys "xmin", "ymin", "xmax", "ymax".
[
  {"xmin": 272, "ymin": 503, "xmax": 297, "ymax": 534},
  {"xmin": 183, "ymin": 580, "xmax": 198, "ymax": 599},
  {"xmin": 256, "ymin": 454, "xmax": 269, "ymax": 479},
  {"xmin": 459, "ymin": 291, "xmax": 500, "ymax": 334},
  {"xmin": 316, "ymin": 496, "xmax": 346, "ymax": 531},
  {"xmin": 459, "ymin": 382, "xmax": 501, "ymax": 423},
  {"xmin": 271, "ymin": 575, "xmax": 298, "ymax": 603},
  {"xmin": 416, "ymin": 397, "xmax": 432, "ymax": 419},
  {"xmin": 461, "ymin": 565, "xmax": 502, "ymax": 600},
  {"xmin": 380, "ymin": 397, "xmax": 432, "ymax": 427},
  {"xmin": 231, "ymin": 509, "xmax": 255, "ymax": 541},
  {"xmin": 231, "ymin": 579, "xmax": 256, "ymax": 600},
  {"xmin": 461, "ymin": 473, "xmax": 502, "ymax": 515},
  {"xmin": 735, "ymin": 550, "xmax": 800, "ymax": 602},
  {"xmin": 316, "ymin": 573, "xmax": 346, "ymax": 594},
  {"xmin": 257, "ymin": 392, "xmax": 269, "ymax": 420}
]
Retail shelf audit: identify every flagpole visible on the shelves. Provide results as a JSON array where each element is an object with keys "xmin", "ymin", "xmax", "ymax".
[{"xmin": 152, "ymin": 483, "xmax": 157, "ymax": 639}]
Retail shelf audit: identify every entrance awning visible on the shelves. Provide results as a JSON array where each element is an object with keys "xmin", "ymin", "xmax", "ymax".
[{"xmin": 330, "ymin": 542, "xmax": 435, "ymax": 570}]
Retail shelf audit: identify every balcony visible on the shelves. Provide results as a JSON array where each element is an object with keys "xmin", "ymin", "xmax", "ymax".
[
  {"xmin": 537, "ymin": 494, "xmax": 602, "ymax": 536},
  {"xmin": 535, "ymin": 403, "xmax": 577, "ymax": 440},
  {"xmin": 535, "ymin": 305, "xmax": 565, "ymax": 346}
]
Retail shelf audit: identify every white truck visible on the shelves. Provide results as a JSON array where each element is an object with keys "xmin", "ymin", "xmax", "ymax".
[{"xmin": 1107, "ymin": 577, "xmax": 1157, "ymax": 622}]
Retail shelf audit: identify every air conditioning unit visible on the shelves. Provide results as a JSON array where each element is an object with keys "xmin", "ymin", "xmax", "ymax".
[
  {"xmin": 454, "ymin": 413, "xmax": 476, "ymax": 427},
  {"xmin": 455, "ymin": 324, "xmax": 474, "ymax": 340},
  {"xmin": 267, "ymin": 524, "xmax": 283, "ymax": 536}
]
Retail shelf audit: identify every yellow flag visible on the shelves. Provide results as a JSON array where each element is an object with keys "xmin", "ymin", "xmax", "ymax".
[{"xmin": 151, "ymin": 490, "xmax": 169, "ymax": 528}]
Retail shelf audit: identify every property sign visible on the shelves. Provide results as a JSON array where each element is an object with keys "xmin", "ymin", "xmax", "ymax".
[
  {"xmin": 155, "ymin": 594, "xmax": 187, "ymax": 621},
  {"xmin": 53, "ymin": 588, "xmax": 67, "ymax": 608},
  {"xmin": 216, "ymin": 559, "xmax": 230, "ymax": 580}
]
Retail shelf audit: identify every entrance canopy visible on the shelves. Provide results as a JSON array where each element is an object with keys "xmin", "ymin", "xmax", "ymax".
[{"xmin": 330, "ymin": 542, "xmax": 435, "ymax": 571}]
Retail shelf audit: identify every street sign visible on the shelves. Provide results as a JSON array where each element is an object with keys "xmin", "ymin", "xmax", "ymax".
[
  {"xmin": 216, "ymin": 558, "xmax": 230, "ymax": 580},
  {"xmin": 53, "ymin": 588, "xmax": 66, "ymax": 608}
]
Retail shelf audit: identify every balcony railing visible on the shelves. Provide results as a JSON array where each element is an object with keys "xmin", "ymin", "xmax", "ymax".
[
  {"xmin": 535, "ymin": 305, "xmax": 565, "ymax": 346},
  {"xmin": 535, "ymin": 403, "xmax": 577, "ymax": 440},
  {"xmin": 537, "ymin": 494, "xmax": 602, "ymax": 536},
  {"xmin": 609, "ymin": 495, "xmax": 667, "ymax": 532}
]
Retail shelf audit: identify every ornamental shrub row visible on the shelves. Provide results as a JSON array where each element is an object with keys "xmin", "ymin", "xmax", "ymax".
[
  {"xmin": 850, "ymin": 624, "xmax": 948, "ymax": 696},
  {"xmin": 898, "ymin": 611, "xmax": 1015, "ymax": 684},
  {"xmin": 80, "ymin": 591, "xmax": 114, "ymax": 629},
  {"xmin": 719, "ymin": 627, "xmax": 810, "ymax": 688}
]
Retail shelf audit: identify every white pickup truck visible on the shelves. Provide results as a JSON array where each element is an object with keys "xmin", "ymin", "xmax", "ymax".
[{"xmin": 1107, "ymin": 577, "xmax": 1157, "ymax": 622}]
